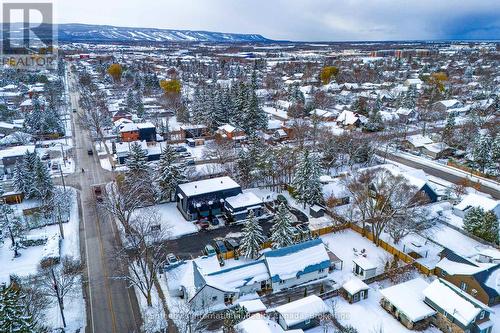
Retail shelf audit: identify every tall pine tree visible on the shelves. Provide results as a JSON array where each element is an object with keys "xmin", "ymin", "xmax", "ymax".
[
  {"xmin": 157, "ymin": 145, "xmax": 186, "ymax": 201},
  {"xmin": 292, "ymin": 150, "xmax": 324, "ymax": 208},
  {"xmin": 0, "ymin": 284, "xmax": 38, "ymax": 333},
  {"xmin": 239, "ymin": 210, "xmax": 266, "ymax": 259},
  {"xmin": 270, "ymin": 203, "xmax": 295, "ymax": 249}
]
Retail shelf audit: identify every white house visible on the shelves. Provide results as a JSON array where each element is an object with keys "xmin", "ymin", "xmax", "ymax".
[
  {"xmin": 263, "ymin": 239, "xmax": 331, "ymax": 292},
  {"xmin": 453, "ymin": 193, "xmax": 500, "ymax": 220}
]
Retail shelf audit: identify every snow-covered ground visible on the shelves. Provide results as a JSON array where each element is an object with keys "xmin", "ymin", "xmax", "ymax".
[
  {"xmin": 331, "ymin": 281, "xmax": 441, "ymax": 333},
  {"xmin": 0, "ymin": 187, "xmax": 86, "ymax": 332},
  {"xmin": 134, "ymin": 202, "xmax": 198, "ymax": 239},
  {"xmin": 321, "ymin": 230, "xmax": 391, "ymax": 285}
]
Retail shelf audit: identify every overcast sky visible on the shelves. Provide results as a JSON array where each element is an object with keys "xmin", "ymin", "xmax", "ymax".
[{"xmin": 54, "ymin": 0, "xmax": 500, "ymax": 41}]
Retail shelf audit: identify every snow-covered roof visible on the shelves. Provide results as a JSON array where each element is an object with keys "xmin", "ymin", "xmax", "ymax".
[
  {"xmin": 236, "ymin": 314, "xmax": 285, "ymax": 333},
  {"xmin": 119, "ymin": 122, "xmax": 138, "ymax": 132},
  {"xmin": 436, "ymin": 258, "xmax": 496, "ymax": 276},
  {"xmin": 263, "ymin": 239, "xmax": 330, "ymax": 282},
  {"xmin": 237, "ymin": 299, "xmax": 267, "ymax": 313},
  {"xmin": 177, "ymin": 176, "xmax": 241, "ymax": 197},
  {"xmin": 353, "ymin": 257, "xmax": 377, "ymax": 271},
  {"xmin": 437, "ymin": 99, "xmax": 462, "ymax": 108},
  {"xmin": 137, "ymin": 122, "xmax": 155, "ymax": 129},
  {"xmin": 423, "ymin": 279, "xmax": 487, "ymax": 326},
  {"xmin": 337, "ymin": 110, "xmax": 359, "ymax": 125},
  {"xmin": 455, "ymin": 193, "xmax": 499, "ymax": 214},
  {"xmin": 218, "ymin": 124, "xmax": 236, "ymax": 133},
  {"xmin": 310, "ymin": 108, "xmax": 335, "ymax": 118},
  {"xmin": 485, "ymin": 267, "xmax": 500, "ymax": 294},
  {"xmin": 225, "ymin": 192, "xmax": 263, "ymax": 210},
  {"xmin": 405, "ymin": 134, "xmax": 433, "ymax": 148},
  {"xmin": 0, "ymin": 144, "xmax": 35, "ymax": 159},
  {"xmin": 423, "ymin": 142, "xmax": 450, "ymax": 153},
  {"xmin": 342, "ymin": 277, "xmax": 369, "ymax": 295},
  {"xmin": 274, "ymin": 295, "xmax": 329, "ymax": 327},
  {"xmin": 380, "ymin": 278, "xmax": 436, "ymax": 322},
  {"xmin": 205, "ymin": 260, "xmax": 270, "ymax": 292}
]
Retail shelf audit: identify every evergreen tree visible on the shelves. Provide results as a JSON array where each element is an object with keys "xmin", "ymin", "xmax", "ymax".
[
  {"xmin": 292, "ymin": 151, "xmax": 324, "ymax": 208},
  {"xmin": 33, "ymin": 156, "xmax": 54, "ymax": 202},
  {"xmin": 492, "ymin": 134, "xmax": 500, "ymax": 163},
  {"xmin": 365, "ymin": 108, "xmax": 384, "ymax": 132},
  {"xmin": 270, "ymin": 203, "xmax": 295, "ymax": 248},
  {"xmin": 239, "ymin": 210, "xmax": 266, "ymax": 259},
  {"xmin": 222, "ymin": 305, "xmax": 248, "ymax": 333},
  {"xmin": 472, "ymin": 134, "xmax": 493, "ymax": 173},
  {"xmin": 157, "ymin": 145, "xmax": 186, "ymax": 201},
  {"xmin": 442, "ymin": 112, "xmax": 456, "ymax": 144},
  {"xmin": 126, "ymin": 142, "xmax": 149, "ymax": 176},
  {"xmin": 0, "ymin": 284, "xmax": 39, "ymax": 332},
  {"xmin": 463, "ymin": 207, "xmax": 499, "ymax": 244}
]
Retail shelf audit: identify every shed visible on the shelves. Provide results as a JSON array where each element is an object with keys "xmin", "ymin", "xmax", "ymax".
[
  {"xmin": 309, "ymin": 205, "xmax": 325, "ymax": 218},
  {"xmin": 352, "ymin": 257, "xmax": 377, "ymax": 280},
  {"xmin": 274, "ymin": 295, "xmax": 329, "ymax": 331},
  {"xmin": 342, "ymin": 277, "xmax": 369, "ymax": 303}
]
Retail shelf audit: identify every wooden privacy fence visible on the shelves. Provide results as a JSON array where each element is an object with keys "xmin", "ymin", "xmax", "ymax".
[{"xmin": 348, "ymin": 223, "xmax": 434, "ymax": 276}]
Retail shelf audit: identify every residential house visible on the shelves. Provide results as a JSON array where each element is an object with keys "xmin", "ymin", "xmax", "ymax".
[
  {"xmin": 262, "ymin": 239, "xmax": 331, "ymax": 292},
  {"xmin": 453, "ymin": 193, "xmax": 500, "ymax": 220},
  {"xmin": 337, "ymin": 110, "xmax": 363, "ymax": 129},
  {"xmin": 216, "ymin": 124, "xmax": 245, "ymax": 140},
  {"xmin": 224, "ymin": 191, "xmax": 265, "ymax": 222},
  {"xmin": 182, "ymin": 239, "xmax": 332, "ymax": 311},
  {"xmin": 423, "ymin": 279, "xmax": 493, "ymax": 333},
  {"xmin": 402, "ymin": 134, "xmax": 434, "ymax": 151},
  {"xmin": 274, "ymin": 295, "xmax": 330, "ymax": 331},
  {"xmin": 310, "ymin": 108, "xmax": 337, "ymax": 121},
  {"xmin": 120, "ymin": 122, "xmax": 157, "ymax": 142},
  {"xmin": 433, "ymin": 99, "xmax": 463, "ymax": 113},
  {"xmin": 0, "ymin": 145, "xmax": 35, "ymax": 175},
  {"xmin": 421, "ymin": 142, "xmax": 453, "ymax": 160},
  {"xmin": 176, "ymin": 176, "xmax": 242, "ymax": 221},
  {"xmin": 435, "ymin": 254, "xmax": 500, "ymax": 306},
  {"xmin": 380, "ymin": 278, "xmax": 436, "ymax": 330},
  {"xmin": 115, "ymin": 141, "xmax": 162, "ymax": 164}
]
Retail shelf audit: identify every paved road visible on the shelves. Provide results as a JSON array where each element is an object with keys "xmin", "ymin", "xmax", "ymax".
[
  {"xmin": 380, "ymin": 151, "xmax": 500, "ymax": 199},
  {"xmin": 66, "ymin": 70, "xmax": 142, "ymax": 333}
]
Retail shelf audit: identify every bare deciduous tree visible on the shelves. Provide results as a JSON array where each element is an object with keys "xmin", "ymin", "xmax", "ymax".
[
  {"xmin": 36, "ymin": 256, "xmax": 82, "ymax": 328},
  {"xmin": 117, "ymin": 210, "xmax": 170, "ymax": 307},
  {"xmin": 344, "ymin": 168, "xmax": 432, "ymax": 245}
]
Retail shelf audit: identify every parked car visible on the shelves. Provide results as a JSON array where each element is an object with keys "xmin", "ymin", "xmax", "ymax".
[
  {"xmin": 87, "ymin": 148, "xmax": 93, "ymax": 155},
  {"xmin": 212, "ymin": 239, "xmax": 228, "ymax": 255},
  {"xmin": 165, "ymin": 253, "xmax": 179, "ymax": 265},
  {"xmin": 203, "ymin": 244, "xmax": 216, "ymax": 256},
  {"xmin": 180, "ymin": 152, "xmax": 192, "ymax": 158},
  {"xmin": 72, "ymin": 108, "xmax": 77, "ymax": 113},
  {"xmin": 41, "ymin": 152, "xmax": 50, "ymax": 160},
  {"xmin": 175, "ymin": 146, "xmax": 188, "ymax": 153},
  {"xmin": 185, "ymin": 158, "xmax": 195, "ymax": 166},
  {"xmin": 51, "ymin": 162, "xmax": 59, "ymax": 171},
  {"xmin": 224, "ymin": 238, "xmax": 240, "ymax": 252}
]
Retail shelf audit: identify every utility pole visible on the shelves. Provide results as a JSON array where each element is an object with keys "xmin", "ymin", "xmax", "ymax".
[{"xmin": 59, "ymin": 165, "xmax": 66, "ymax": 192}]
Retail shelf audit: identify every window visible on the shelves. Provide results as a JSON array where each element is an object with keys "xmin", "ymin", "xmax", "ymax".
[
  {"xmin": 279, "ymin": 280, "xmax": 285, "ymax": 284},
  {"xmin": 460, "ymin": 281, "xmax": 468, "ymax": 291},
  {"xmin": 212, "ymin": 296, "xmax": 217, "ymax": 301},
  {"xmin": 441, "ymin": 270, "xmax": 448, "ymax": 277},
  {"xmin": 479, "ymin": 310, "xmax": 485, "ymax": 320},
  {"xmin": 318, "ymin": 268, "xmax": 325, "ymax": 273}
]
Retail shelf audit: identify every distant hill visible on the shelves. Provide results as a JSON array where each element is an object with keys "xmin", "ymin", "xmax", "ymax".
[{"xmin": 55, "ymin": 23, "xmax": 271, "ymax": 43}]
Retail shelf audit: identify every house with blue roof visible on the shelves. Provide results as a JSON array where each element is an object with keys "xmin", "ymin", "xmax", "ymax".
[
  {"xmin": 262, "ymin": 238, "xmax": 331, "ymax": 292},
  {"xmin": 185, "ymin": 239, "xmax": 332, "ymax": 311}
]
